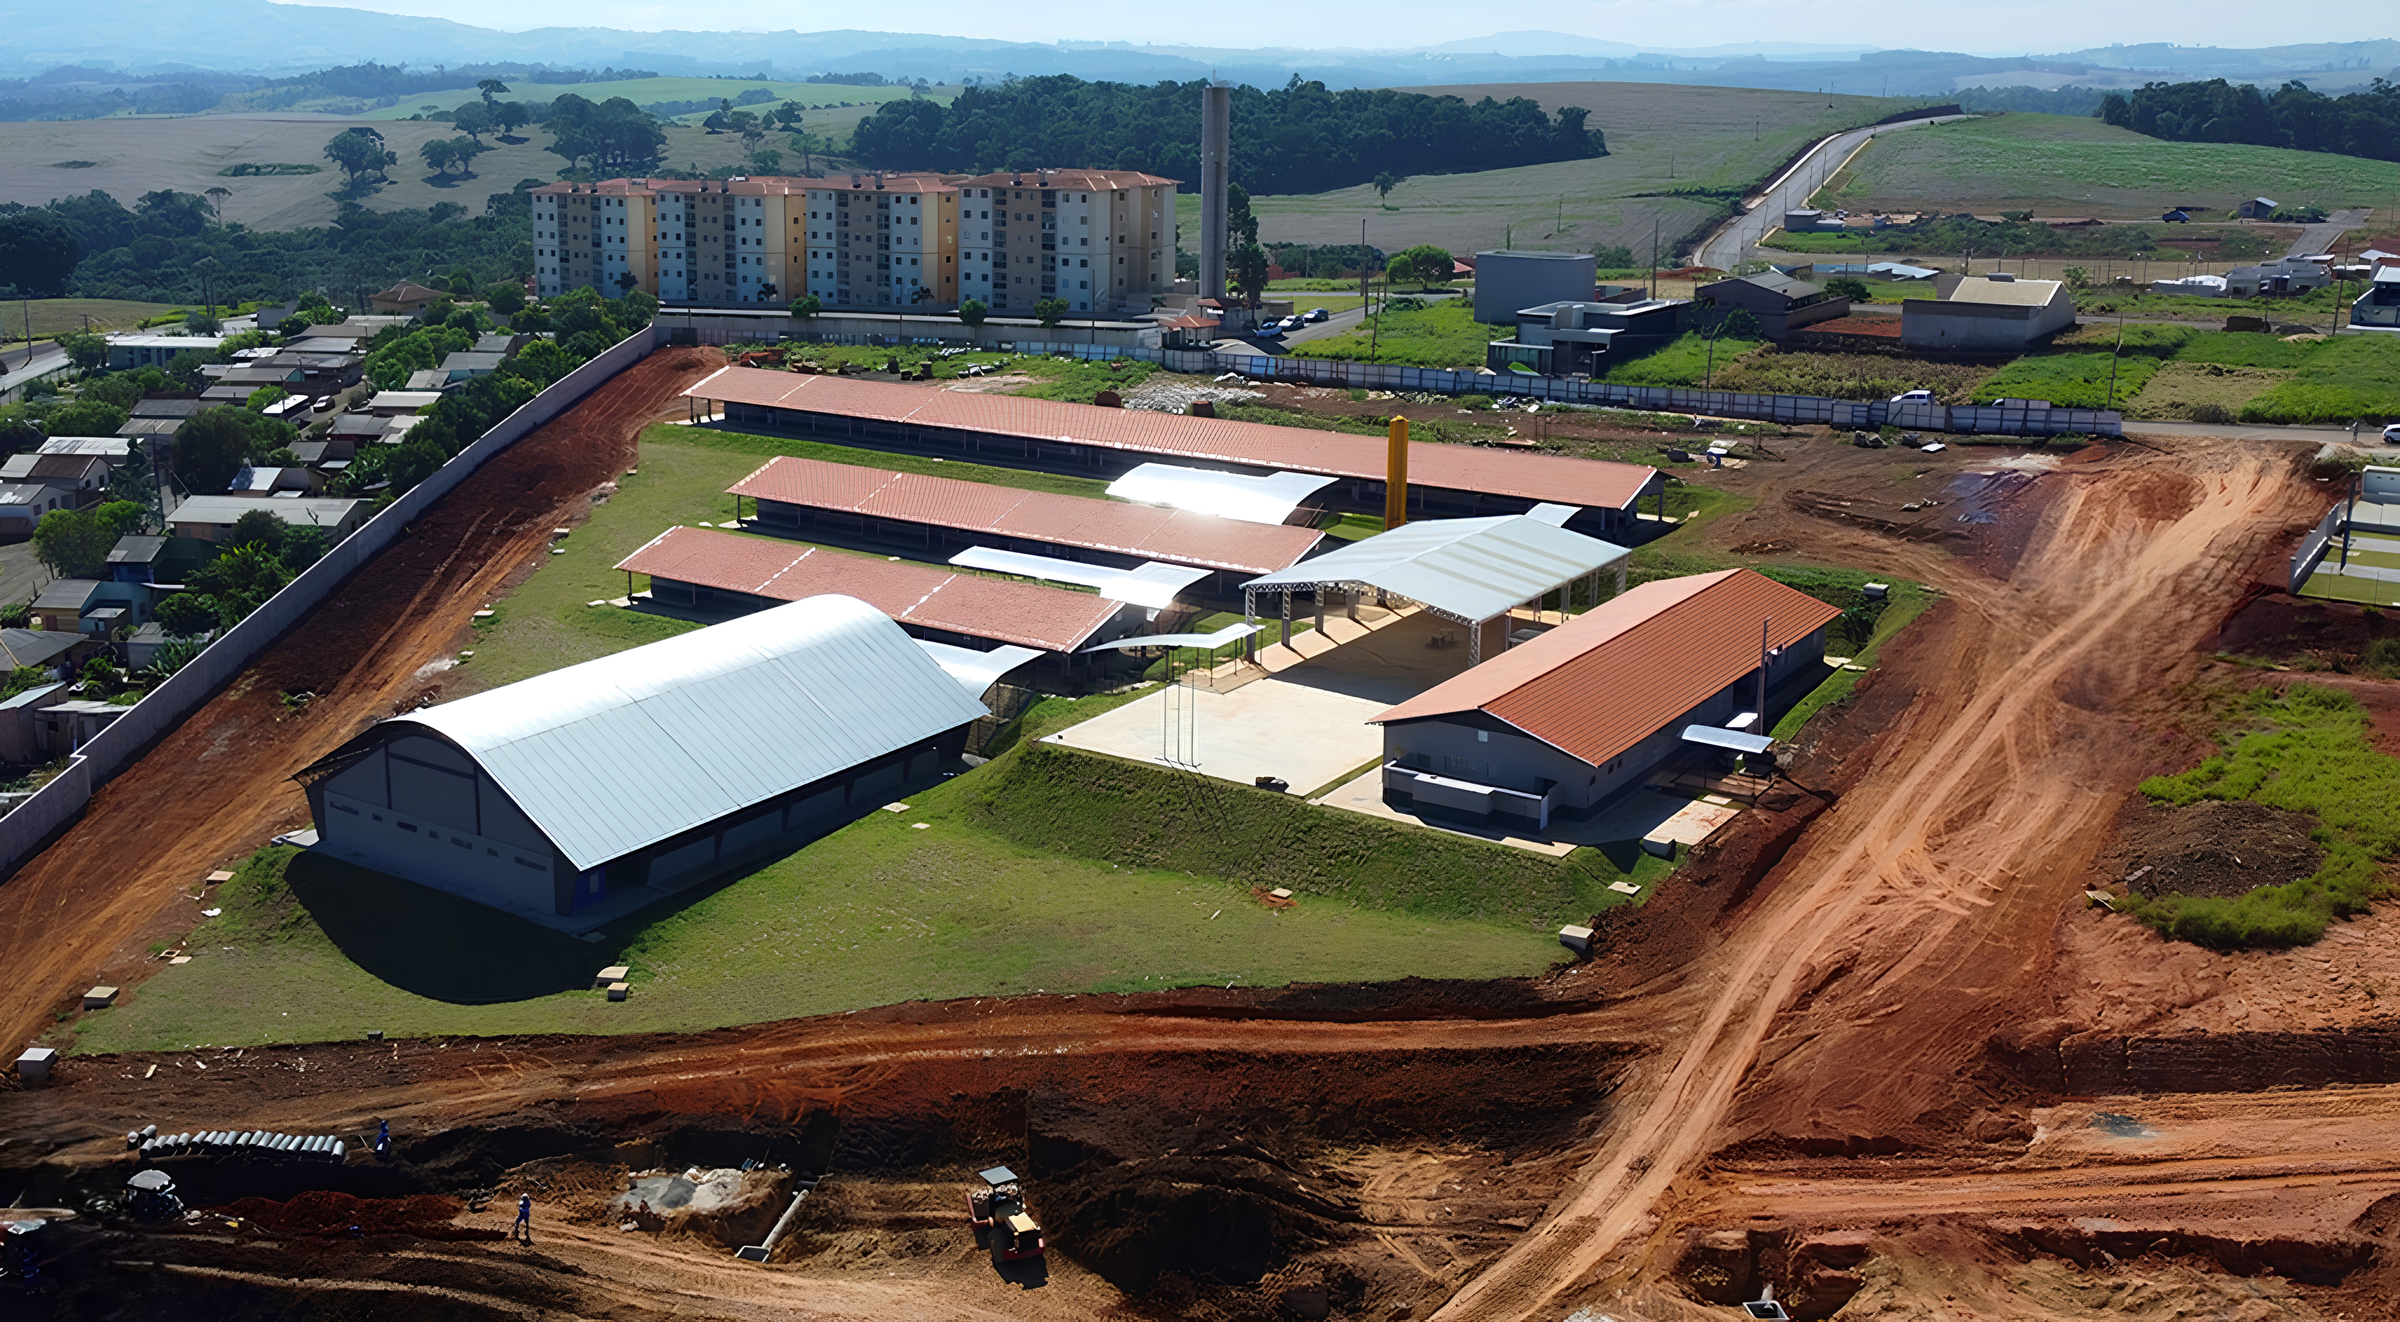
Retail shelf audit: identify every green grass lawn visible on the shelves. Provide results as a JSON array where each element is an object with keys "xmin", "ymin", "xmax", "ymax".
[
  {"xmin": 72, "ymin": 734, "xmax": 1622, "ymax": 1054},
  {"xmin": 1288, "ymin": 299, "xmax": 1492, "ymax": 369},
  {"xmin": 2238, "ymin": 335, "xmax": 2400, "ymax": 423},
  {"xmin": 2129, "ymin": 683, "xmax": 2400, "ymax": 948},
  {"xmin": 1818, "ymin": 112, "xmax": 2400, "ymax": 219},
  {"xmin": 461, "ymin": 425, "xmax": 1125, "ymax": 689},
  {"xmin": 1972, "ymin": 351, "xmax": 2160, "ymax": 409},
  {"xmin": 1601, "ymin": 333, "xmax": 1764, "ymax": 388}
]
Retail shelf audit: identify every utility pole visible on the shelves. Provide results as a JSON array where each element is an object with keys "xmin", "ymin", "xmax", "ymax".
[
  {"xmin": 1650, "ymin": 215, "xmax": 1660, "ymax": 300},
  {"xmin": 2105, "ymin": 309, "xmax": 2127, "ymax": 408}
]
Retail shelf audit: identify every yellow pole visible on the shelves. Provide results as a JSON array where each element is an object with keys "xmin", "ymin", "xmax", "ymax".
[{"xmin": 1384, "ymin": 416, "xmax": 1409, "ymax": 529}]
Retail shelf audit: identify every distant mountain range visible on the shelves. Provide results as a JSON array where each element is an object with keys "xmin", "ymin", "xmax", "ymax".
[{"xmin": 3, "ymin": 1, "xmax": 2396, "ymax": 96}]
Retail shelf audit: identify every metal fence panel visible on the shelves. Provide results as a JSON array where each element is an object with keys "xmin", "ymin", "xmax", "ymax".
[
  {"xmin": 2291, "ymin": 503, "xmax": 2345, "ymax": 594},
  {"xmin": 0, "ymin": 326, "xmax": 662, "ymax": 879}
]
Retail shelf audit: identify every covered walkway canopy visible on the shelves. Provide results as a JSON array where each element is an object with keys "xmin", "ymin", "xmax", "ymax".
[{"xmin": 1239, "ymin": 514, "xmax": 1632, "ymax": 663}]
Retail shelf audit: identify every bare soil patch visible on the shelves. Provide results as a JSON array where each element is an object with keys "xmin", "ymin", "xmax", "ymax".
[{"xmin": 2097, "ymin": 795, "xmax": 2325, "ymax": 900}]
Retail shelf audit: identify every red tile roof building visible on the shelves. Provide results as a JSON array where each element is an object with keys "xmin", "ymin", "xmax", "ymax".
[
  {"xmin": 725, "ymin": 454, "xmax": 1323, "ymax": 577},
  {"xmin": 686, "ymin": 368, "xmax": 1663, "ymax": 534},
  {"xmin": 616, "ymin": 525, "xmax": 1135, "ymax": 655},
  {"xmin": 1370, "ymin": 569, "xmax": 1842, "ymax": 827}
]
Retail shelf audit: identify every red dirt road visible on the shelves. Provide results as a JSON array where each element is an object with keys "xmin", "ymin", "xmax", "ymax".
[{"xmin": 0, "ymin": 350, "xmax": 719, "ymax": 1055}]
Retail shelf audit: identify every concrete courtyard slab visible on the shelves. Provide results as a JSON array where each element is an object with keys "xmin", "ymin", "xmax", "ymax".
[
  {"xmin": 1044, "ymin": 677, "xmax": 1387, "ymax": 794},
  {"xmin": 1313, "ymin": 767, "xmax": 1743, "ymax": 859}
]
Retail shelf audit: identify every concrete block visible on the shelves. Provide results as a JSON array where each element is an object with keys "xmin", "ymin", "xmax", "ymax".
[
  {"xmin": 606, "ymin": 981, "xmax": 630, "ymax": 1002},
  {"xmin": 84, "ymin": 986, "xmax": 119, "ymax": 1010},
  {"xmin": 594, "ymin": 965, "xmax": 630, "ymax": 988},
  {"xmin": 1641, "ymin": 834, "xmax": 1677, "ymax": 859},
  {"xmin": 1862, "ymin": 582, "xmax": 1889, "ymax": 601},
  {"xmin": 1558, "ymin": 925, "xmax": 1594, "ymax": 955},
  {"xmin": 1269, "ymin": 888, "xmax": 1294, "ymax": 900},
  {"xmin": 205, "ymin": 870, "xmax": 235, "ymax": 884},
  {"xmin": 16, "ymin": 1047, "xmax": 56, "ymax": 1082}
]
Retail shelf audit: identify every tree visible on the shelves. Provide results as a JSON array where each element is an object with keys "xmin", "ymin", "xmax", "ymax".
[
  {"xmin": 174, "ymin": 406, "xmax": 288, "ymax": 494},
  {"xmin": 1388, "ymin": 244, "xmax": 1455, "ymax": 289},
  {"xmin": 483, "ymin": 282, "xmax": 526, "ymax": 315},
  {"xmin": 106, "ymin": 444, "xmax": 157, "ymax": 520},
  {"xmin": 1373, "ymin": 170, "xmax": 1404, "ymax": 201},
  {"xmin": 154, "ymin": 593, "xmax": 216, "ymax": 637},
  {"xmin": 476, "ymin": 78, "xmax": 510, "ymax": 105},
  {"xmin": 96, "ymin": 500, "xmax": 146, "ymax": 540},
  {"xmin": 323, "ymin": 128, "xmax": 397, "ymax": 187},
  {"xmin": 771, "ymin": 103, "xmax": 805, "ymax": 131},
  {"xmin": 957, "ymin": 298, "xmax": 987, "ymax": 328},
  {"xmin": 55, "ymin": 331, "xmax": 106, "ymax": 371},
  {"xmin": 1230, "ymin": 243, "xmax": 1271, "ymax": 309},
  {"xmin": 789, "ymin": 294, "xmax": 822, "ymax": 321},
  {"xmin": 1384, "ymin": 253, "xmax": 1416, "ymax": 286},
  {"xmin": 420, "ymin": 138, "xmax": 460, "ymax": 176},
  {"xmin": 1715, "ymin": 307, "xmax": 1763, "ymax": 341},
  {"xmin": 750, "ymin": 148, "xmax": 783, "ymax": 173},
  {"xmin": 29, "ymin": 508, "xmax": 114, "ymax": 579},
  {"xmin": 0, "ymin": 211, "xmax": 81, "ymax": 297},
  {"xmin": 204, "ymin": 185, "xmax": 232, "ymax": 221},
  {"xmin": 245, "ymin": 385, "xmax": 290, "ymax": 412},
  {"xmin": 1034, "ymin": 297, "xmax": 1068, "ymax": 327},
  {"xmin": 1822, "ymin": 276, "xmax": 1872, "ymax": 301},
  {"xmin": 187, "ymin": 541, "xmax": 292, "ymax": 626},
  {"xmin": 226, "ymin": 509, "xmax": 287, "ymax": 550},
  {"xmin": 495, "ymin": 101, "xmax": 532, "ymax": 139},
  {"xmin": 1226, "ymin": 183, "xmax": 1259, "ymax": 247},
  {"xmin": 451, "ymin": 101, "xmax": 496, "ymax": 145},
  {"xmin": 2062, "ymin": 266, "xmax": 2093, "ymax": 292},
  {"xmin": 41, "ymin": 398, "xmax": 126, "ymax": 437}
]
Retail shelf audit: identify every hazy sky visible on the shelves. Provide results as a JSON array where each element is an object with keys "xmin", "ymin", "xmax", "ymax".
[{"xmin": 263, "ymin": 0, "xmax": 2365, "ymax": 53}]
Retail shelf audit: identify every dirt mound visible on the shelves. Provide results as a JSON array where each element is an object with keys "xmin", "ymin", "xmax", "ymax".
[
  {"xmin": 2098, "ymin": 797, "xmax": 2324, "ymax": 899},
  {"xmin": 217, "ymin": 1190, "xmax": 494, "ymax": 1240}
]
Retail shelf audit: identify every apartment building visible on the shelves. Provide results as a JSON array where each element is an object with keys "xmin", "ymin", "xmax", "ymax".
[
  {"xmin": 956, "ymin": 169, "xmax": 1177, "ymax": 316},
  {"xmin": 795, "ymin": 174, "xmax": 960, "ymax": 310},
  {"xmin": 534, "ymin": 168, "xmax": 1174, "ymax": 314}
]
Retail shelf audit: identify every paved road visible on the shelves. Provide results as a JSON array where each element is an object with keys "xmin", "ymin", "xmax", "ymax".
[
  {"xmin": 2122, "ymin": 419, "xmax": 2377, "ymax": 444},
  {"xmin": 1696, "ymin": 114, "xmax": 1976, "ymax": 271},
  {"xmin": 2287, "ymin": 208, "xmax": 2373, "ymax": 259},
  {"xmin": 0, "ymin": 345, "xmax": 65, "ymax": 398}
]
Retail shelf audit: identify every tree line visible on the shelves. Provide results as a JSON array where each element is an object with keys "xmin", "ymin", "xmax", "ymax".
[
  {"xmin": 849, "ymin": 75, "xmax": 1606, "ymax": 195},
  {"xmin": 2101, "ymin": 78, "xmax": 2400, "ymax": 163}
]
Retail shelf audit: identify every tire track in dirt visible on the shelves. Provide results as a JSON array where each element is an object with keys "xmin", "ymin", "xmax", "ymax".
[
  {"xmin": 0, "ymin": 351, "xmax": 718, "ymax": 1054},
  {"xmin": 1431, "ymin": 447, "xmax": 2318, "ymax": 1320}
]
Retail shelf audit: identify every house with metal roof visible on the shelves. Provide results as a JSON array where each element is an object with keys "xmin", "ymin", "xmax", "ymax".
[
  {"xmin": 1367, "ymin": 569, "xmax": 1842, "ymax": 831},
  {"xmin": 1900, "ymin": 273, "xmax": 2076, "ymax": 352},
  {"xmin": 1697, "ymin": 272, "xmax": 1851, "ymax": 340},
  {"xmin": 296, "ymin": 594, "xmax": 989, "ymax": 932}
]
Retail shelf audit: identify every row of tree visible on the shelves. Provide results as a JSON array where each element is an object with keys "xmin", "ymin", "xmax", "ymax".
[
  {"xmin": 0, "ymin": 182, "xmax": 535, "ymax": 306},
  {"xmin": 2100, "ymin": 78, "xmax": 2400, "ymax": 163},
  {"xmin": 849, "ymin": 75, "xmax": 1606, "ymax": 195}
]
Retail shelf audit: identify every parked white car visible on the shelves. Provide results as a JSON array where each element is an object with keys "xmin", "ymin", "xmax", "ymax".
[{"xmin": 1889, "ymin": 390, "xmax": 1936, "ymax": 404}]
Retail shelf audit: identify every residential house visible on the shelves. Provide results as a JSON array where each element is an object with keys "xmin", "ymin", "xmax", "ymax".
[
  {"xmin": 1781, "ymin": 208, "xmax": 1844, "ymax": 233},
  {"xmin": 472, "ymin": 332, "xmax": 528, "ymax": 357},
  {"xmin": 365, "ymin": 391, "xmax": 443, "ymax": 416},
  {"xmin": 2226, "ymin": 256, "xmax": 2332, "ymax": 298},
  {"xmin": 263, "ymin": 351, "xmax": 365, "ymax": 393},
  {"xmin": 2236, "ymin": 197, "xmax": 2280, "ymax": 220},
  {"xmin": 1697, "ymin": 272, "xmax": 1852, "ymax": 340},
  {"xmin": 2353, "ymin": 265, "xmax": 2400, "ymax": 331},
  {"xmin": 105, "ymin": 534, "xmax": 214, "ymax": 587},
  {"xmin": 30, "ymin": 580, "xmax": 100, "ymax": 634},
  {"xmin": 2, "ymin": 454, "xmax": 112, "ymax": 501},
  {"xmin": 289, "ymin": 438, "xmax": 358, "ymax": 477},
  {"xmin": 105, "ymin": 334, "xmax": 229, "ymax": 370},
  {"xmin": 119, "ymin": 397, "xmax": 206, "ymax": 439},
  {"xmin": 169, "ymin": 496, "xmax": 368, "ymax": 543},
  {"xmin": 0, "ymin": 628, "xmax": 87, "ymax": 673},
  {"xmin": 0, "ymin": 481, "xmax": 82, "ymax": 538},
  {"xmin": 1900, "ymin": 273, "xmax": 2076, "ymax": 352},
  {"xmin": 1485, "ymin": 298, "xmax": 1687, "ymax": 375},
  {"xmin": 0, "ymin": 683, "xmax": 75, "ymax": 765},
  {"xmin": 369, "ymin": 281, "xmax": 449, "ymax": 315},
  {"xmin": 435, "ymin": 351, "xmax": 507, "ymax": 383},
  {"xmin": 228, "ymin": 465, "xmax": 324, "ymax": 496}
]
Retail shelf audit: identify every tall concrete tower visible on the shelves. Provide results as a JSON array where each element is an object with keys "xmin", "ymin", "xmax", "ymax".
[{"xmin": 1199, "ymin": 82, "xmax": 1231, "ymax": 300}]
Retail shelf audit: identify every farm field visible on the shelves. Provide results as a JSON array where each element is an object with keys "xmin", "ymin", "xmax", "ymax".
[
  {"xmin": 351, "ymin": 77, "xmax": 952, "ymax": 124},
  {"xmin": 0, "ymin": 298, "xmax": 184, "ymax": 339},
  {"xmin": 1182, "ymin": 84, "xmax": 1920, "ymax": 269},
  {"xmin": 1815, "ymin": 112, "xmax": 2400, "ymax": 220},
  {"xmin": 0, "ymin": 115, "xmax": 851, "ymax": 232}
]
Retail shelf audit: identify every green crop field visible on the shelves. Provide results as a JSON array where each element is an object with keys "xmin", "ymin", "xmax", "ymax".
[
  {"xmin": 1182, "ymin": 83, "xmax": 1925, "ymax": 269},
  {"xmin": 1817, "ymin": 112, "xmax": 2400, "ymax": 221}
]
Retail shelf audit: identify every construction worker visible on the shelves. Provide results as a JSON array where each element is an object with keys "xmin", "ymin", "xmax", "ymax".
[
  {"xmin": 374, "ymin": 1120, "xmax": 390, "ymax": 1160},
  {"xmin": 514, "ymin": 1194, "xmax": 533, "ymax": 1242}
]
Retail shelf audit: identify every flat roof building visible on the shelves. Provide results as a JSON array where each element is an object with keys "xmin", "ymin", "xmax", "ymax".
[
  {"xmin": 1369, "ymin": 568, "xmax": 1842, "ymax": 831},
  {"xmin": 297, "ymin": 594, "xmax": 988, "ymax": 931},
  {"xmin": 168, "ymin": 496, "xmax": 368, "ymax": 543},
  {"xmin": 727, "ymin": 454, "xmax": 1323, "ymax": 582},
  {"xmin": 687, "ymin": 368, "xmax": 1663, "ymax": 536},
  {"xmin": 1901, "ymin": 274, "xmax": 2076, "ymax": 352}
]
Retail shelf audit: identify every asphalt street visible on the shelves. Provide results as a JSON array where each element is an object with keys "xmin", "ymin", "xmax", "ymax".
[{"xmin": 1696, "ymin": 114, "xmax": 1976, "ymax": 271}]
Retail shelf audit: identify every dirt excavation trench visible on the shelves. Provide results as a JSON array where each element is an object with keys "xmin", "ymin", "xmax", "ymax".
[{"xmin": 17, "ymin": 407, "xmax": 2400, "ymax": 1319}]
